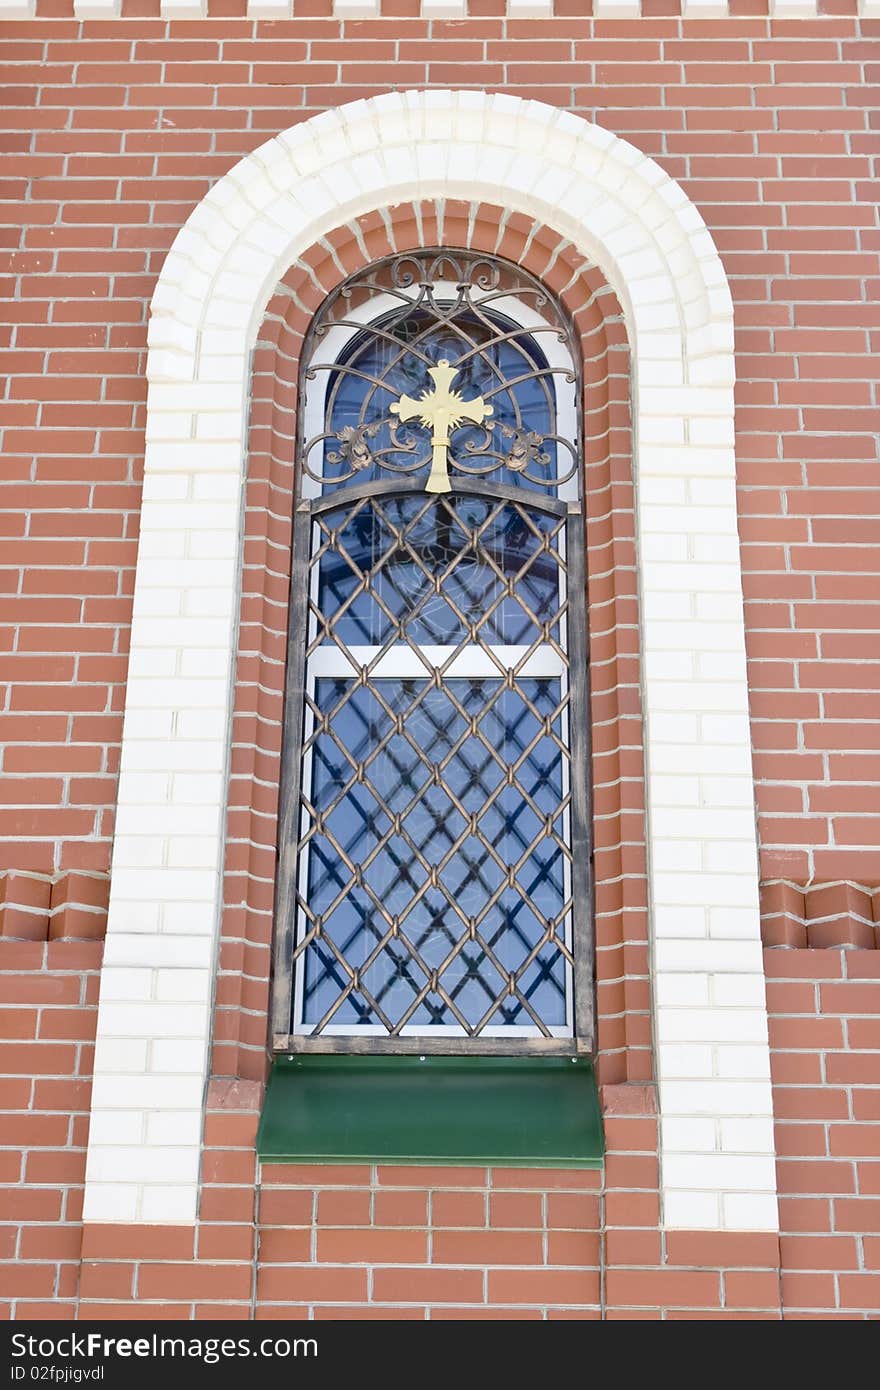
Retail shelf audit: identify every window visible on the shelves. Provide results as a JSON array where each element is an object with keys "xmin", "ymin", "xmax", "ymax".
[{"xmin": 271, "ymin": 251, "xmax": 594, "ymax": 1058}]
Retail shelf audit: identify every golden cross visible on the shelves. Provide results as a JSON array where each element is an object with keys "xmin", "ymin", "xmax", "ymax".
[{"xmin": 390, "ymin": 359, "xmax": 493, "ymax": 494}]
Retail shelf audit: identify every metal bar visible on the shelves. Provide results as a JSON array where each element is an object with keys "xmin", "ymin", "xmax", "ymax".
[
  {"xmin": 270, "ymin": 500, "xmax": 315, "ymax": 1043},
  {"xmin": 274, "ymin": 1033, "xmax": 584, "ymax": 1057},
  {"xmin": 563, "ymin": 499, "xmax": 596, "ymax": 1056},
  {"xmin": 308, "ymin": 475, "xmax": 567, "ymax": 519}
]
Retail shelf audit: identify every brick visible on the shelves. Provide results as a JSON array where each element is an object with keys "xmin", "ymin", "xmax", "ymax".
[
  {"xmin": 372, "ymin": 1190, "xmax": 428, "ymax": 1228},
  {"xmin": 431, "ymin": 1191, "xmax": 486, "ymax": 1228},
  {"xmin": 372, "ymin": 1266, "xmax": 484, "ymax": 1304},
  {"xmin": 378, "ymin": 1166, "xmax": 487, "ymax": 1188},
  {"xmin": 665, "ymin": 1232, "xmax": 779, "ymax": 1268},
  {"xmin": 852, "ymin": 1092, "xmax": 880, "ymax": 1122},
  {"xmin": 776, "ymin": 1161, "xmax": 857, "ymax": 1196},
  {"xmin": 856, "ymin": 1164, "xmax": 880, "ymax": 1197},
  {"xmin": 202, "ymin": 1112, "xmax": 259, "ymax": 1148},
  {"xmin": 0, "ymin": 1043, "xmax": 78, "ymax": 1075},
  {"xmin": 847, "ymin": 1020, "xmax": 880, "ymax": 1051},
  {"xmin": 315, "ymin": 1190, "xmax": 372, "ymax": 1228},
  {"xmin": 829, "ymin": 1125, "xmax": 880, "ymax": 1159},
  {"xmin": 546, "ymin": 1192, "xmax": 601, "ymax": 1231},
  {"xmin": 253, "ymin": 1227, "xmax": 311, "ymax": 1264},
  {"xmin": 315, "ymin": 1228, "xmax": 428, "ymax": 1265},
  {"xmin": 603, "ymin": 1163, "xmax": 663, "ymax": 1219},
  {"xmin": 723, "ymin": 1270, "xmax": 782, "ymax": 1310},
  {"xmin": 828, "ymin": 1200, "xmax": 878, "ymax": 1234},
  {"xmin": 491, "ymin": 1168, "xmax": 600, "ymax": 1191},
  {"xmin": 770, "ymin": 1018, "xmax": 845, "ymax": 1051},
  {"xmin": 773, "ymin": 1088, "xmax": 849, "ymax": 1122},
  {"xmin": 78, "ymin": 1262, "xmax": 135, "ymax": 1301},
  {"xmin": 0, "ymin": 1265, "xmax": 57, "ymax": 1298},
  {"xmin": 488, "ymin": 1193, "xmax": 544, "ymax": 1229},
  {"xmin": 431, "ymin": 1230, "xmax": 544, "ymax": 1267},
  {"xmin": 606, "ymin": 1269, "xmax": 722, "ymax": 1309},
  {"xmin": 138, "ymin": 1263, "xmax": 252, "ymax": 1301},
  {"xmin": 256, "ymin": 1189, "xmax": 314, "ymax": 1226},
  {"xmin": 778, "ymin": 1197, "xmax": 832, "ymax": 1234},
  {"xmin": 488, "ymin": 1267, "xmax": 600, "ymax": 1306},
  {"xmin": 261, "ymin": 1165, "xmax": 370, "ymax": 1187},
  {"xmin": 838, "ymin": 1274, "xmax": 880, "ymax": 1310},
  {"xmin": 547, "ymin": 1230, "xmax": 601, "ymax": 1267},
  {"xmin": 780, "ymin": 1235, "xmax": 859, "ymax": 1271},
  {"xmin": 257, "ymin": 1266, "xmax": 369, "ymax": 1304},
  {"xmin": 196, "ymin": 1225, "xmax": 255, "ymax": 1263}
]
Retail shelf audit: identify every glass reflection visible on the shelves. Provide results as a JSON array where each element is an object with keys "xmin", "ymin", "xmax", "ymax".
[
  {"xmin": 316, "ymin": 496, "xmax": 562, "ymax": 649},
  {"xmin": 318, "ymin": 310, "xmax": 560, "ymax": 494},
  {"xmin": 301, "ymin": 679, "xmax": 568, "ymax": 1030}
]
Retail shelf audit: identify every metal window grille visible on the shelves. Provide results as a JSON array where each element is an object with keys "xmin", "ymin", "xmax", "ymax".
[{"xmin": 271, "ymin": 252, "xmax": 594, "ymax": 1056}]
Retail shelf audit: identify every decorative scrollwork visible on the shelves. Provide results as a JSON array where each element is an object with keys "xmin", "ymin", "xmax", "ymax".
[
  {"xmin": 298, "ymin": 249, "xmax": 581, "ymax": 498},
  {"xmin": 325, "ymin": 421, "xmax": 382, "ymax": 471},
  {"xmin": 500, "ymin": 423, "xmax": 551, "ymax": 474},
  {"xmin": 390, "ymin": 255, "xmax": 423, "ymax": 289}
]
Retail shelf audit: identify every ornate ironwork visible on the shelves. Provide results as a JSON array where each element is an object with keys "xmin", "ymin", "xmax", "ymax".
[
  {"xmin": 390, "ymin": 359, "xmax": 493, "ymax": 495},
  {"xmin": 299, "ymin": 249, "xmax": 580, "ymax": 494},
  {"xmin": 272, "ymin": 251, "xmax": 594, "ymax": 1057}
]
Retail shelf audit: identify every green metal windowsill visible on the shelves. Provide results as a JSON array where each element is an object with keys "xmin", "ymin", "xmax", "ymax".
[{"xmin": 256, "ymin": 1054, "xmax": 604, "ymax": 1168}]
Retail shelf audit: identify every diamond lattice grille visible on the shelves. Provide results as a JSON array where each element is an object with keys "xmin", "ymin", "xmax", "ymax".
[
  {"xmin": 291, "ymin": 494, "xmax": 574, "ymax": 1038},
  {"xmin": 274, "ymin": 250, "xmax": 593, "ymax": 1054}
]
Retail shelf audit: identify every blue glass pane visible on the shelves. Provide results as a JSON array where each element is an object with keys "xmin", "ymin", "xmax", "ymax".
[
  {"xmin": 318, "ymin": 310, "xmax": 560, "ymax": 495},
  {"xmin": 301, "ymin": 678, "xmax": 568, "ymax": 1030},
  {"xmin": 316, "ymin": 496, "xmax": 562, "ymax": 648}
]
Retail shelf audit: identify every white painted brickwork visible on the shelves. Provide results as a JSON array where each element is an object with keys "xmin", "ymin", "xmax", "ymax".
[
  {"xmin": 245, "ymin": 0, "xmax": 291, "ymax": 18},
  {"xmin": 331, "ymin": 0, "xmax": 381, "ymax": 16},
  {"xmin": 5, "ymin": 0, "xmax": 845, "ymax": 15},
  {"xmin": 84, "ymin": 90, "xmax": 777, "ymax": 1233},
  {"xmin": 71, "ymin": 0, "xmax": 121, "ymax": 15},
  {"xmin": 158, "ymin": 0, "xmax": 206, "ymax": 15},
  {"xmin": 506, "ymin": 0, "xmax": 554, "ymax": 17},
  {"xmin": 592, "ymin": 0, "xmax": 642, "ymax": 16},
  {"xmin": 420, "ymin": 0, "xmax": 467, "ymax": 15},
  {"xmin": 769, "ymin": 0, "xmax": 819, "ymax": 16}
]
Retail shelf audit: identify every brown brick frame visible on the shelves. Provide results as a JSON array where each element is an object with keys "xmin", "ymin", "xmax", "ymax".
[{"xmin": 213, "ymin": 199, "xmax": 651, "ymax": 1092}]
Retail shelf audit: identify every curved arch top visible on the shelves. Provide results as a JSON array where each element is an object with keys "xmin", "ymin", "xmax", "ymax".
[
  {"xmin": 148, "ymin": 91, "xmax": 732, "ymax": 391},
  {"xmin": 87, "ymin": 93, "xmax": 776, "ymax": 1236}
]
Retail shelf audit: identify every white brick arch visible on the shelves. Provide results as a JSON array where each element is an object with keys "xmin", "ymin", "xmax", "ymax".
[{"xmin": 86, "ymin": 91, "xmax": 777, "ymax": 1234}]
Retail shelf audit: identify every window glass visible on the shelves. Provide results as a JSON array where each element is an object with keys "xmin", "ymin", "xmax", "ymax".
[{"xmin": 274, "ymin": 252, "xmax": 592, "ymax": 1055}]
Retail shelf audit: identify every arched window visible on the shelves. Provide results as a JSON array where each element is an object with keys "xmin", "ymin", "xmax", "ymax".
[{"xmin": 271, "ymin": 252, "xmax": 593, "ymax": 1057}]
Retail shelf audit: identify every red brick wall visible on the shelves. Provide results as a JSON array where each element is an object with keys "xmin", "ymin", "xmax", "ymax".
[
  {"xmin": 768, "ymin": 948, "xmax": 880, "ymax": 1318},
  {"xmin": 2, "ymin": 4, "xmax": 879, "ymax": 1322},
  {"xmin": 74, "ymin": 1083, "xmax": 785, "ymax": 1320},
  {"xmin": 1, "ymin": 11, "xmax": 878, "ymax": 892},
  {"xmin": 0, "ymin": 939, "xmax": 101, "ymax": 1320},
  {"xmin": 3, "ymin": 947, "xmax": 880, "ymax": 1318}
]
